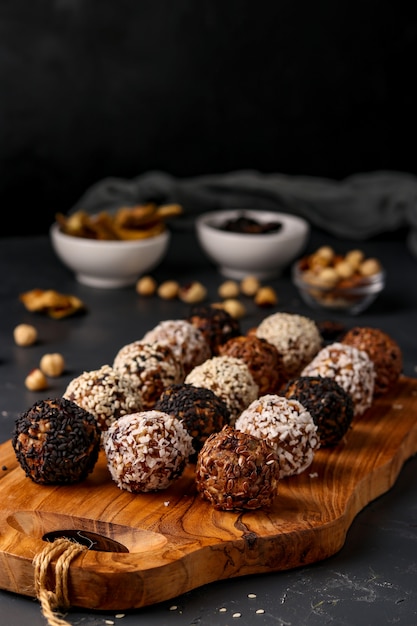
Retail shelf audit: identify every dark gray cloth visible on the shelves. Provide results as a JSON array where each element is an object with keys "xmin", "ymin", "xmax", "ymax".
[{"xmin": 71, "ymin": 169, "xmax": 417, "ymax": 256}]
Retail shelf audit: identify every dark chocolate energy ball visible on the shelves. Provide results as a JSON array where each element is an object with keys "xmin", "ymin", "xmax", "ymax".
[
  {"xmin": 154, "ymin": 383, "xmax": 230, "ymax": 456},
  {"xmin": 12, "ymin": 397, "xmax": 101, "ymax": 485},
  {"xmin": 283, "ymin": 375, "xmax": 354, "ymax": 447},
  {"xmin": 187, "ymin": 305, "xmax": 241, "ymax": 355}
]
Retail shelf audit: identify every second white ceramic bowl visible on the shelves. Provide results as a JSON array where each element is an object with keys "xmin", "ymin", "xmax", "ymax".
[{"xmin": 195, "ymin": 209, "xmax": 310, "ymax": 279}]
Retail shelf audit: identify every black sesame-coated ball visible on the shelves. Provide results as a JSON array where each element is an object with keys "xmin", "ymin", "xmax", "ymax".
[
  {"xmin": 12, "ymin": 397, "xmax": 101, "ymax": 485},
  {"xmin": 154, "ymin": 383, "xmax": 230, "ymax": 456},
  {"xmin": 282, "ymin": 375, "xmax": 354, "ymax": 447}
]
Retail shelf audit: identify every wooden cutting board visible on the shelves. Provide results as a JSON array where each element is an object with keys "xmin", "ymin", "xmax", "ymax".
[{"xmin": 0, "ymin": 376, "xmax": 417, "ymax": 611}]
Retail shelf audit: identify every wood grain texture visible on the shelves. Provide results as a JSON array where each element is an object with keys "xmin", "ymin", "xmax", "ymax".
[{"xmin": 0, "ymin": 376, "xmax": 416, "ymax": 611}]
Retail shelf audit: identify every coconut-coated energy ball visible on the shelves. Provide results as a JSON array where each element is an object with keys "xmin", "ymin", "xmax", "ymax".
[
  {"xmin": 103, "ymin": 410, "xmax": 194, "ymax": 493},
  {"xmin": 235, "ymin": 394, "xmax": 319, "ymax": 479},
  {"xmin": 12, "ymin": 397, "xmax": 101, "ymax": 485},
  {"xmin": 154, "ymin": 383, "xmax": 230, "ymax": 455},
  {"xmin": 282, "ymin": 375, "xmax": 354, "ymax": 447},
  {"xmin": 255, "ymin": 312, "xmax": 323, "ymax": 379},
  {"xmin": 195, "ymin": 425, "xmax": 280, "ymax": 511},
  {"xmin": 301, "ymin": 342, "xmax": 375, "ymax": 416},
  {"xmin": 185, "ymin": 355, "xmax": 259, "ymax": 425},
  {"xmin": 341, "ymin": 326, "xmax": 403, "ymax": 396},
  {"xmin": 141, "ymin": 319, "xmax": 211, "ymax": 376}
]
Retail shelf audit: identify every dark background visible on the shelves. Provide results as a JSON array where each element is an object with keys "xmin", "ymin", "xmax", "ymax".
[{"xmin": 1, "ymin": 0, "xmax": 417, "ymax": 236}]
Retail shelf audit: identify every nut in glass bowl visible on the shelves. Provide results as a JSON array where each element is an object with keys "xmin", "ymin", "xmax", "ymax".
[{"xmin": 292, "ymin": 248, "xmax": 385, "ymax": 315}]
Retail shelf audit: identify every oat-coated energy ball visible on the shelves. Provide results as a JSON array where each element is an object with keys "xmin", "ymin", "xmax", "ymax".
[
  {"xmin": 63, "ymin": 364, "xmax": 143, "ymax": 431},
  {"xmin": 154, "ymin": 383, "xmax": 230, "ymax": 455},
  {"xmin": 103, "ymin": 410, "xmax": 194, "ymax": 492},
  {"xmin": 341, "ymin": 326, "xmax": 403, "ymax": 396},
  {"xmin": 255, "ymin": 312, "xmax": 323, "ymax": 379},
  {"xmin": 113, "ymin": 341, "xmax": 185, "ymax": 409},
  {"xmin": 141, "ymin": 319, "xmax": 211, "ymax": 376},
  {"xmin": 195, "ymin": 424, "xmax": 280, "ymax": 511},
  {"xmin": 301, "ymin": 342, "xmax": 375, "ymax": 416},
  {"xmin": 187, "ymin": 305, "xmax": 241, "ymax": 355},
  {"xmin": 185, "ymin": 355, "xmax": 259, "ymax": 425},
  {"xmin": 12, "ymin": 397, "xmax": 101, "ymax": 485},
  {"xmin": 282, "ymin": 375, "xmax": 355, "ymax": 447},
  {"xmin": 235, "ymin": 394, "xmax": 319, "ymax": 479},
  {"xmin": 219, "ymin": 334, "xmax": 287, "ymax": 395}
]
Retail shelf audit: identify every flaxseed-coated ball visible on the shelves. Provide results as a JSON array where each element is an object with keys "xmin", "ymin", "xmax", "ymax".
[
  {"xmin": 63, "ymin": 364, "xmax": 143, "ymax": 431},
  {"xmin": 12, "ymin": 397, "xmax": 101, "ymax": 485},
  {"xmin": 141, "ymin": 319, "xmax": 211, "ymax": 376},
  {"xmin": 187, "ymin": 305, "xmax": 241, "ymax": 355},
  {"xmin": 282, "ymin": 375, "xmax": 354, "ymax": 447},
  {"xmin": 103, "ymin": 410, "xmax": 194, "ymax": 492},
  {"xmin": 195, "ymin": 424, "xmax": 280, "ymax": 511},
  {"xmin": 219, "ymin": 334, "xmax": 287, "ymax": 395},
  {"xmin": 235, "ymin": 394, "xmax": 319, "ymax": 479},
  {"xmin": 185, "ymin": 355, "xmax": 259, "ymax": 425},
  {"xmin": 301, "ymin": 342, "xmax": 375, "ymax": 416},
  {"xmin": 255, "ymin": 312, "xmax": 322, "ymax": 379},
  {"xmin": 154, "ymin": 383, "xmax": 230, "ymax": 456},
  {"xmin": 341, "ymin": 326, "xmax": 402, "ymax": 395},
  {"xmin": 113, "ymin": 342, "xmax": 185, "ymax": 409}
]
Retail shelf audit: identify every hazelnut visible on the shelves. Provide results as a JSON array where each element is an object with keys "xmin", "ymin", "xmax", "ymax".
[
  {"xmin": 240, "ymin": 275, "xmax": 261, "ymax": 297},
  {"xmin": 136, "ymin": 275, "xmax": 157, "ymax": 296},
  {"xmin": 40, "ymin": 353, "xmax": 65, "ymax": 377},
  {"xmin": 315, "ymin": 246, "xmax": 335, "ymax": 262},
  {"xmin": 221, "ymin": 298, "xmax": 246, "ymax": 319},
  {"xmin": 178, "ymin": 281, "xmax": 207, "ymax": 304},
  {"xmin": 218, "ymin": 280, "xmax": 240, "ymax": 299},
  {"xmin": 335, "ymin": 260, "xmax": 355, "ymax": 279},
  {"xmin": 254, "ymin": 286, "xmax": 278, "ymax": 307},
  {"xmin": 25, "ymin": 368, "xmax": 48, "ymax": 391},
  {"xmin": 359, "ymin": 258, "xmax": 382, "ymax": 276},
  {"xmin": 13, "ymin": 323, "xmax": 38, "ymax": 347},
  {"xmin": 345, "ymin": 249, "xmax": 365, "ymax": 269},
  {"xmin": 157, "ymin": 280, "xmax": 180, "ymax": 300},
  {"xmin": 315, "ymin": 267, "xmax": 339, "ymax": 288}
]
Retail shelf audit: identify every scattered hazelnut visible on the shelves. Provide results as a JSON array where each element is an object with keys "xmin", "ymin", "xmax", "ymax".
[
  {"xmin": 240, "ymin": 275, "xmax": 261, "ymax": 297},
  {"xmin": 254, "ymin": 286, "xmax": 278, "ymax": 307},
  {"xmin": 40, "ymin": 353, "xmax": 65, "ymax": 377},
  {"xmin": 25, "ymin": 368, "xmax": 48, "ymax": 391},
  {"xmin": 157, "ymin": 280, "xmax": 180, "ymax": 300},
  {"xmin": 221, "ymin": 298, "xmax": 246, "ymax": 319},
  {"xmin": 13, "ymin": 323, "xmax": 38, "ymax": 347},
  {"xmin": 359, "ymin": 258, "xmax": 382, "ymax": 276},
  {"xmin": 178, "ymin": 281, "xmax": 207, "ymax": 304},
  {"xmin": 136, "ymin": 275, "xmax": 157, "ymax": 296},
  {"xmin": 218, "ymin": 280, "xmax": 240, "ymax": 299}
]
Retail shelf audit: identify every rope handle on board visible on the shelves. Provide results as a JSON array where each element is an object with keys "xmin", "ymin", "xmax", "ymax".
[{"xmin": 32, "ymin": 537, "xmax": 87, "ymax": 626}]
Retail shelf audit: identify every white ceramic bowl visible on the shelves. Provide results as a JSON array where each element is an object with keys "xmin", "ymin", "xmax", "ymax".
[
  {"xmin": 50, "ymin": 222, "xmax": 170, "ymax": 288},
  {"xmin": 195, "ymin": 209, "xmax": 310, "ymax": 279}
]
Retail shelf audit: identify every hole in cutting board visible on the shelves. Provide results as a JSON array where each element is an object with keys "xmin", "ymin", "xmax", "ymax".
[{"xmin": 42, "ymin": 529, "xmax": 129, "ymax": 552}]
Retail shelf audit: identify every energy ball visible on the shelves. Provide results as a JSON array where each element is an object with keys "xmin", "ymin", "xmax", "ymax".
[
  {"xmin": 141, "ymin": 319, "xmax": 211, "ymax": 376},
  {"xmin": 282, "ymin": 375, "xmax": 354, "ymax": 447},
  {"xmin": 341, "ymin": 326, "xmax": 403, "ymax": 395},
  {"xmin": 254, "ymin": 312, "xmax": 322, "ymax": 378},
  {"xmin": 103, "ymin": 410, "xmax": 194, "ymax": 492},
  {"xmin": 195, "ymin": 424, "xmax": 280, "ymax": 511},
  {"xmin": 64, "ymin": 364, "xmax": 143, "ymax": 431},
  {"xmin": 235, "ymin": 394, "xmax": 319, "ymax": 479},
  {"xmin": 219, "ymin": 334, "xmax": 287, "ymax": 395},
  {"xmin": 113, "ymin": 342, "xmax": 185, "ymax": 409},
  {"xmin": 154, "ymin": 383, "xmax": 230, "ymax": 456},
  {"xmin": 301, "ymin": 342, "xmax": 375, "ymax": 416},
  {"xmin": 12, "ymin": 397, "xmax": 101, "ymax": 485},
  {"xmin": 185, "ymin": 355, "xmax": 259, "ymax": 425},
  {"xmin": 187, "ymin": 305, "xmax": 241, "ymax": 355}
]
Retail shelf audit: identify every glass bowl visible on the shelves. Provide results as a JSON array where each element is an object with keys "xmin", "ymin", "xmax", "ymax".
[{"xmin": 292, "ymin": 260, "xmax": 385, "ymax": 315}]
